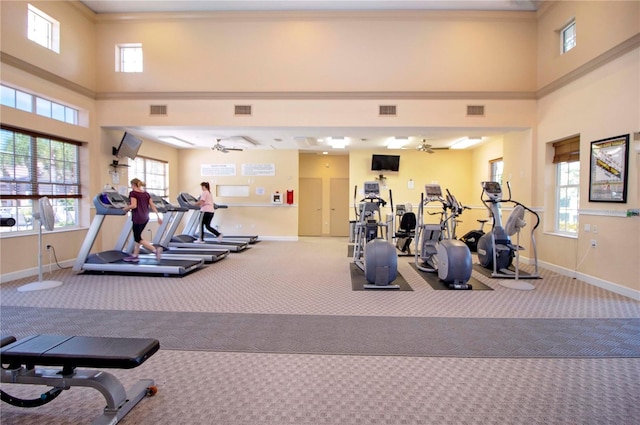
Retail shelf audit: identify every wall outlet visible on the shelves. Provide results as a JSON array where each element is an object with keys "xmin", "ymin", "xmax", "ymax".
[
  {"xmin": 45, "ymin": 244, "xmax": 52, "ymax": 250},
  {"xmin": 590, "ymin": 239, "xmax": 597, "ymax": 247}
]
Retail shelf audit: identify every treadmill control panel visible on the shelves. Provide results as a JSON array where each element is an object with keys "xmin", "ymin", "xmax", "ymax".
[{"xmin": 94, "ymin": 191, "xmax": 129, "ymax": 215}]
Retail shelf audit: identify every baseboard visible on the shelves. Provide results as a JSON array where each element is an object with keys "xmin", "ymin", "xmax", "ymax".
[
  {"xmin": 1, "ymin": 259, "xmax": 75, "ymax": 284},
  {"xmin": 538, "ymin": 259, "xmax": 640, "ymax": 301}
]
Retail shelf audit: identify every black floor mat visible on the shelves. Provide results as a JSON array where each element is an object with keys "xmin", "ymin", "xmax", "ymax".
[
  {"xmin": 350, "ymin": 262, "xmax": 413, "ymax": 291},
  {"xmin": 409, "ymin": 262, "xmax": 492, "ymax": 290}
]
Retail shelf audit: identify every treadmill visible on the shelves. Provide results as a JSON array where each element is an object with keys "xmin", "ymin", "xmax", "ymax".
[
  {"xmin": 170, "ymin": 192, "xmax": 249, "ymax": 252},
  {"xmin": 72, "ymin": 191, "xmax": 204, "ymax": 276},
  {"xmin": 181, "ymin": 199, "xmax": 259, "ymax": 244},
  {"xmin": 141, "ymin": 194, "xmax": 229, "ymax": 262}
]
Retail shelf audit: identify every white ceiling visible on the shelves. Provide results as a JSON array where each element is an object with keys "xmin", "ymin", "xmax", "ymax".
[{"xmin": 84, "ymin": 1, "xmax": 538, "ymax": 153}]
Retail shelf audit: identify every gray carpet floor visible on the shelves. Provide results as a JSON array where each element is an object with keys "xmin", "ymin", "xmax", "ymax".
[{"xmin": 2, "ymin": 306, "xmax": 639, "ymax": 358}]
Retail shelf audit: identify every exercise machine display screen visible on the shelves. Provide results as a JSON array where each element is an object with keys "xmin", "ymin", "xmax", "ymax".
[
  {"xmin": 424, "ymin": 184, "xmax": 442, "ymax": 197},
  {"xmin": 482, "ymin": 181, "xmax": 502, "ymax": 194},
  {"xmin": 363, "ymin": 181, "xmax": 380, "ymax": 196}
]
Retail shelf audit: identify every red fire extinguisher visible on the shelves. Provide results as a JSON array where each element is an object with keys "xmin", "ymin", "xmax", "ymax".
[{"xmin": 286, "ymin": 190, "xmax": 294, "ymax": 205}]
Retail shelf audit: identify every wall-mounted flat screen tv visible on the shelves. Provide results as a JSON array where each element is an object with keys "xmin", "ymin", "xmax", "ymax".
[
  {"xmin": 114, "ymin": 132, "xmax": 143, "ymax": 159},
  {"xmin": 371, "ymin": 154, "xmax": 400, "ymax": 172}
]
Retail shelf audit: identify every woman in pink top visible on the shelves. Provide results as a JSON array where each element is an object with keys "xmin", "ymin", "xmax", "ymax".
[{"xmin": 194, "ymin": 181, "xmax": 223, "ymax": 243}]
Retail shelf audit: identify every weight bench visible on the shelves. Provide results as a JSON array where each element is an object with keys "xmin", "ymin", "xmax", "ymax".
[{"xmin": 1, "ymin": 334, "xmax": 159, "ymax": 425}]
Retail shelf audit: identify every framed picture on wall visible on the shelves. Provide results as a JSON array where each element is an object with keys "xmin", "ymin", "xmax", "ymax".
[{"xmin": 588, "ymin": 134, "xmax": 629, "ymax": 203}]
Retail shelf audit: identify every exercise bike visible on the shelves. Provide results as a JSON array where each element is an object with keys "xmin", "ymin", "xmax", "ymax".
[
  {"xmin": 460, "ymin": 218, "xmax": 488, "ymax": 252},
  {"xmin": 476, "ymin": 181, "xmax": 540, "ymax": 289},
  {"xmin": 352, "ymin": 181, "xmax": 399, "ymax": 289},
  {"xmin": 394, "ymin": 203, "xmax": 416, "ymax": 256},
  {"xmin": 414, "ymin": 184, "xmax": 472, "ymax": 289}
]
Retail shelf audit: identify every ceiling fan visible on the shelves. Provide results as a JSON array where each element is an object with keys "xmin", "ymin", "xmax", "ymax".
[
  {"xmin": 417, "ymin": 139, "xmax": 436, "ymax": 153},
  {"xmin": 211, "ymin": 139, "xmax": 243, "ymax": 153}
]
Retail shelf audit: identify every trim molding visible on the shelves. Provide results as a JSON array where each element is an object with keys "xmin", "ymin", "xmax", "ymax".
[
  {"xmin": 0, "ymin": 52, "xmax": 96, "ymax": 99},
  {"xmin": 538, "ymin": 259, "xmax": 640, "ymax": 301},
  {"xmin": 537, "ymin": 33, "xmax": 640, "ymax": 98},
  {"xmin": 3, "ymin": 33, "xmax": 638, "ymax": 102},
  {"xmin": 95, "ymin": 90, "xmax": 537, "ymax": 101}
]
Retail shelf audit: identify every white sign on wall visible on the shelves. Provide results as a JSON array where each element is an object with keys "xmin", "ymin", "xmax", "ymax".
[
  {"xmin": 242, "ymin": 163, "xmax": 275, "ymax": 176},
  {"xmin": 201, "ymin": 164, "xmax": 236, "ymax": 176}
]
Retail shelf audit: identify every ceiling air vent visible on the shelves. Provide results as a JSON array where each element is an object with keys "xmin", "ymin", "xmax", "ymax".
[
  {"xmin": 467, "ymin": 105, "xmax": 485, "ymax": 116},
  {"xmin": 379, "ymin": 105, "xmax": 397, "ymax": 116},
  {"xmin": 149, "ymin": 104, "xmax": 167, "ymax": 116},
  {"xmin": 234, "ymin": 105, "xmax": 252, "ymax": 116}
]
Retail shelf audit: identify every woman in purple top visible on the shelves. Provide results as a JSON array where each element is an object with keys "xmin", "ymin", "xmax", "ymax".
[
  {"xmin": 194, "ymin": 181, "xmax": 223, "ymax": 243},
  {"xmin": 123, "ymin": 178, "xmax": 163, "ymax": 261}
]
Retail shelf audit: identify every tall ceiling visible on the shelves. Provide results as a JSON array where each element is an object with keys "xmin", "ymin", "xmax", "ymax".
[{"xmin": 82, "ymin": 1, "xmax": 539, "ymax": 153}]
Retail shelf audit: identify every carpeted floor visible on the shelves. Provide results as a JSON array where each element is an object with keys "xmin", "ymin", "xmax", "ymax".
[
  {"xmin": 1, "ymin": 237, "xmax": 639, "ymax": 425},
  {"xmin": 2, "ymin": 305, "xmax": 638, "ymax": 357}
]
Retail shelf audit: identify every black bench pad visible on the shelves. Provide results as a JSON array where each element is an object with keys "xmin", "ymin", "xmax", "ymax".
[{"xmin": 1, "ymin": 335, "xmax": 160, "ymax": 370}]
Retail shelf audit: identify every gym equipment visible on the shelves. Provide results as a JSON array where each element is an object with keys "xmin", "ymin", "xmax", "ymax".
[
  {"xmin": 460, "ymin": 218, "xmax": 488, "ymax": 252},
  {"xmin": 1, "ymin": 334, "xmax": 158, "ymax": 425},
  {"xmin": 18, "ymin": 197, "xmax": 64, "ymax": 292},
  {"xmin": 476, "ymin": 181, "xmax": 540, "ymax": 289},
  {"xmin": 414, "ymin": 184, "xmax": 473, "ymax": 289},
  {"xmin": 352, "ymin": 181, "xmax": 399, "ymax": 289},
  {"xmin": 394, "ymin": 204, "xmax": 416, "ymax": 256},
  {"xmin": 171, "ymin": 192, "xmax": 249, "ymax": 252},
  {"xmin": 116, "ymin": 194, "xmax": 230, "ymax": 263},
  {"xmin": 178, "ymin": 192, "xmax": 258, "ymax": 244},
  {"xmin": 73, "ymin": 191, "xmax": 204, "ymax": 275}
]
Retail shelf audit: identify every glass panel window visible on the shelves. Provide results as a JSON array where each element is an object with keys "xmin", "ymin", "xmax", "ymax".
[
  {"xmin": 490, "ymin": 159, "xmax": 503, "ymax": 183},
  {"xmin": 562, "ymin": 21, "xmax": 576, "ymax": 54},
  {"xmin": 556, "ymin": 161, "xmax": 580, "ymax": 233},
  {"xmin": 16, "ymin": 91, "xmax": 33, "ymax": 112},
  {"xmin": 1, "ymin": 86, "xmax": 16, "ymax": 108},
  {"xmin": 117, "ymin": 44, "xmax": 143, "ymax": 73},
  {"xmin": 0, "ymin": 126, "xmax": 81, "ymax": 233},
  {"xmin": 27, "ymin": 4, "xmax": 60, "ymax": 53},
  {"xmin": 1, "ymin": 84, "xmax": 79, "ymax": 125},
  {"xmin": 128, "ymin": 156, "xmax": 168, "ymax": 198},
  {"xmin": 36, "ymin": 97, "xmax": 52, "ymax": 118}
]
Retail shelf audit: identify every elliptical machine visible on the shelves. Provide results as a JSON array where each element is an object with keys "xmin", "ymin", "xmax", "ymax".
[
  {"xmin": 414, "ymin": 184, "xmax": 473, "ymax": 290},
  {"xmin": 353, "ymin": 181, "xmax": 399, "ymax": 289},
  {"xmin": 476, "ymin": 181, "xmax": 540, "ymax": 290}
]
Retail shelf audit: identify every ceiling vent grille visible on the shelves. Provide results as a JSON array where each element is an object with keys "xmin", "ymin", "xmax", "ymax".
[
  {"xmin": 149, "ymin": 104, "xmax": 167, "ymax": 116},
  {"xmin": 379, "ymin": 105, "xmax": 397, "ymax": 116},
  {"xmin": 467, "ymin": 105, "xmax": 485, "ymax": 116},
  {"xmin": 234, "ymin": 105, "xmax": 252, "ymax": 116}
]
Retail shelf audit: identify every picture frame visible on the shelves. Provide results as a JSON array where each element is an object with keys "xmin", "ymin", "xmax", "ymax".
[{"xmin": 588, "ymin": 134, "xmax": 629, "ymax": 203}]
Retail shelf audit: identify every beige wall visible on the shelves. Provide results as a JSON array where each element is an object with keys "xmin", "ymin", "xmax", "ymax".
[
  {"xmin": 177, "ymin": 148, "xmax": 299, "ymax": 238},
  {"xmin": 1, "ymin": 1, "xmax": 97, "ymax": 91},
  {"xmin": 537, "ymin": 1, "xmax": 640, "ymax": 90},
  {"xmin": 536, "ymin": 46, "xmax": 639, "ymax": 291},
  {"xmin": 94, "ymin": 10, "xmax": 537, "ymax": 93}
]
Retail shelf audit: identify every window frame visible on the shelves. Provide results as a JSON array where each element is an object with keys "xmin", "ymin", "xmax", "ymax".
[
  {"xmin": 0, "ymin": 125, "xmax": 82, "ymax": 233},
  {"xmin": 1, "ymin": 84, "xmax": 79, "ymax": 125},
  {"xmin": 555, "ymin": 160, "xmax": 580, "ymax": 234},
  {"xmin": 490, "ymin": 158, "xmax": 503, "ymax": 184},
  {"xmin": 561, "ymin": 20, "xmax": 576, "ymax": 54},
  {"xmin": 27, "ymin": 4, "xmax": 60, "ymax": 53},
  {"xmin": 116, "ymin": 44, "xmax": 144, "ymax": 73},
  {"xmin": 128, "ymin": 156, "xmax": 169, "ymax": 198}
]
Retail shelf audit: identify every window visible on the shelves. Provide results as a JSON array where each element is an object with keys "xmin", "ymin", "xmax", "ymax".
[
  {"xmin": 1, "ymin": 84, "xmax": 79, "ymax": 125},
  {"xmin": 553, "ymin": 136, "xmax": 580, "ymax": 234},
  {"xmin": 561, "ymin": 20, "xmax": 576, "ymax": 54},
  {"xmin": 0, "ymin": 126, "xmax": 81, "ymax": 233},
  {"xmin": 128, "ymin": 156, "xmax": 168, "ymax": 197},
  {"xmin": 490, "ymin": 158, "xmax": 503, "ymax": 183},
  {"xmin": 27, "ymin": 4, "xmax": 60, "ymax": 53},
  {"xmin": 117, "ymin": 44, "xmax": 143, "ymax": 73}
]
